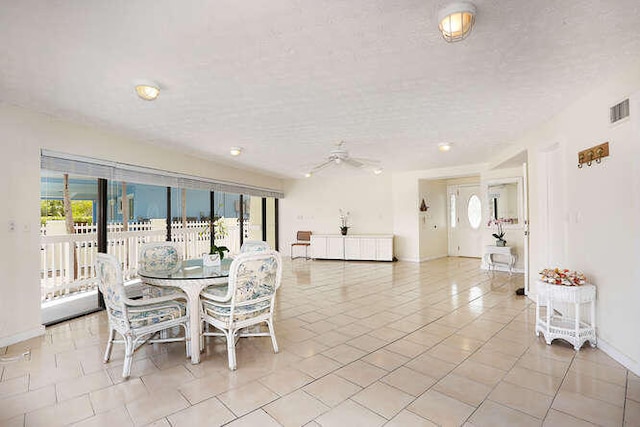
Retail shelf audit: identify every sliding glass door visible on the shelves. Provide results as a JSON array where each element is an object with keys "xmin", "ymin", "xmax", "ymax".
[
  {"xmin": 213, "ymin": 191, "xmax": 243, "ymax": 253},
  {"xmin": 170, "ymin": 187, "xmax": 211, "ymax": 259},
  {"xmin": 106, "ymin": 181, "xmax": 168, "ymax": 281},
  {"xmin": 40, "ymin": 171, "xmax": 100, "ymax": 324}
]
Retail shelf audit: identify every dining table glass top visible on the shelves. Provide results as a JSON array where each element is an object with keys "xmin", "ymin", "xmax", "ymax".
[{"xmin": 138, "ymin": 258, "xmax": 232, "ymax": 280}]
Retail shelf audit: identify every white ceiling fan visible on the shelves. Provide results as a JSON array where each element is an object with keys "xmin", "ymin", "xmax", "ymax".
[{"xmin": 305, "ymin": 141, "xmax": 383, "ymax": 177}]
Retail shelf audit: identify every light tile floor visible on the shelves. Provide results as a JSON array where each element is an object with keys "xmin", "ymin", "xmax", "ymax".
[{"xmin": 1, "ymin": 257, "xmax": 638, "ymax": 426}]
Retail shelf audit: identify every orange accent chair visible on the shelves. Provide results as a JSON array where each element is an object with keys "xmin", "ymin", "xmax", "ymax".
[{"xmin": 290, "ymin": 231, "xmax": 312, "ymax": 259}]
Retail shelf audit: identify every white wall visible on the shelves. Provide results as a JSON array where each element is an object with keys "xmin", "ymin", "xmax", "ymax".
[
  {"xmin": 0, "ymin": 124, "xmax": 43, "ymax": 346},
  {"xmin": 517, "ymin": 62, "xmax": 640, "ymax": 374},
  {"xmin": 0, "ymin": 104, "xmax": 283, "ymax": 346},
  {"xmin": 280, "ymin": 173, "xmax": 393, "ymax": 253},
  {"xmin": 418, "ymin": 179, "xmax": 448, "ymax": 261},
  {"xmin": 391, "ymin": 175, "xmax": 420, "ymax": 261},
  {"xmin": 281, "ymin": 166, "xmax": 486, "ymax": 263}
]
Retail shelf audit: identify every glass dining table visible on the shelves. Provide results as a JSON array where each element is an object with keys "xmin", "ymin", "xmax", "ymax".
[{"xmin": 138, "ymin": 258, "xmax": 231, "ymax": 364}]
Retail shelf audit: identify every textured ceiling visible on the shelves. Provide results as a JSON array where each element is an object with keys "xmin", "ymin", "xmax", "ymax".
[{"xmin": 1, "ymin": 0, "xmax": 639, "ymax": 178}]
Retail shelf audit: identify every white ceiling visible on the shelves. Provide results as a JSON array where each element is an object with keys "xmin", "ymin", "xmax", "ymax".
[{"xmin": 1, "ymin": 0, "xmax": 639, "ymax": 179}]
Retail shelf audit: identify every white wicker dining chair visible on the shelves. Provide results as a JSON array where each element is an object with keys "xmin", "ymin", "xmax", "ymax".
[
  {"xmin": 240, "ymin": 240, "xmax": 270, "ymax": 253},
  {"xmin": 95, "ymin": 253, "xmax": 190, "ymax": 379},
  {"xmin": 200, "ymin": 250, "xmax": 282, "ymax": 370}
]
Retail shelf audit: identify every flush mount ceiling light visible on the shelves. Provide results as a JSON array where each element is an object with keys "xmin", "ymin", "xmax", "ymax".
[
  {"xmin": 438, "ymin": 143, "xmax": 452, "ymax": 152},
  {"xmin": 438, "ymin": 1, "xmax": 476, "ymax": 43},
  {"xmin": 229, "ymin": 147, "xmax": 243, "ymax": 156},
  {"xmin": 134, "ymin": 81, "xmax": 160, "ymax": 101}
]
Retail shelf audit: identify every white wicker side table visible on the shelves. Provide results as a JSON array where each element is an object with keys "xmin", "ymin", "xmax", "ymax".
[{"xmin": 535, "ymin": 280, "xmax": 596, "ymax": 351}]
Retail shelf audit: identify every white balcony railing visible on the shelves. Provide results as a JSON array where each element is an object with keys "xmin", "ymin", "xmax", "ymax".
[{"xmin": 40, "ymin": 220, "xmax": 259, "ymax": 302}]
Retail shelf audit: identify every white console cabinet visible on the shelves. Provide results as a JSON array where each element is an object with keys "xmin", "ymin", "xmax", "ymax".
[
  {"xmin": 311, "ymin": 235, "xmax": 394, "ymax": 261},
  {"xmin": 327, "ymin": 236, "xmax": 345, "ymax": 259},
  {"xmin": 310, "ymin": 235, "xmax": 344, "ymax": 259}
]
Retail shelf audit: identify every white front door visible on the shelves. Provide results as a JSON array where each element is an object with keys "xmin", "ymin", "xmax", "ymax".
[{"xmin": 449, "ymin": 185, "xmax": 483, "ymax": 258}]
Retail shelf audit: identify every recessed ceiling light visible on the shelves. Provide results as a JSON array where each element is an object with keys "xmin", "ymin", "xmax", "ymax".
[
  {"xmin": 229, "ymin": 147, "xmax": 243, "ymax": 156},
  {"xmin": 373, "ymin": 168, "xmax": 383, "ymax": 175},
  {"xmin": 438, "ymin": 143, "xmax": 452, "ymax": 152},
  {"xmin": 134, "ymin": 82, "xmax": 160, "ymax": 101},
  {"xmin": 304, "ymin": 172, "xmax": 312, "ymax": 178}
]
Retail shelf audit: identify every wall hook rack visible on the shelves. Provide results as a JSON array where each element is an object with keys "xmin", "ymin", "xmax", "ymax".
[{"xmin": 578, "ymin": 142, "xmax": 609, "ymax": 169}]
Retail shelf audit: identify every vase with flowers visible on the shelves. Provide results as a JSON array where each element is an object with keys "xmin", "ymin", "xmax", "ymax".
[
  {"xmin": 488, "ymin": 218, "xmax": 507, "ymax": 246},
  {"xmin": 203, "ymin": 217, "xmax": 229, "ymax": 266},
  {"xmin": 339, "ymin": 209, "xmax": 350, "ymax": 236}
]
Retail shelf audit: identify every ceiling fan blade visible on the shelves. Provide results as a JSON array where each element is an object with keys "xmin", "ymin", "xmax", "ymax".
[
  {"xmin": 343, "ymin": 158, "xmax": 365, "ymax": 168},
  {"xmin": 309, "ymin": 160, "xmax": 334, "ymax": 173},
  {"xmin": 350, "ymin": 157, "xmax": 380, "ymax": 166}
]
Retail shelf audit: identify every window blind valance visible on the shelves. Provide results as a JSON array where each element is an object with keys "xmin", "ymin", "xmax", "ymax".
[{"xmin": 41, "ymin": 150, "xmax": 284, "ymax": 199}]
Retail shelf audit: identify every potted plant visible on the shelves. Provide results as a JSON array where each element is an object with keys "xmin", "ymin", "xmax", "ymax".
[
  {"xmin": 204, "ymin": 217, "xmax": 229, "ymax": 266},
  {"xmin": 488, "ymin": 218, "xmax": 507, "ymax": 247},
  {"xmin": 339, "ymin": 209, "xmax": 350, "ymax": 236}
]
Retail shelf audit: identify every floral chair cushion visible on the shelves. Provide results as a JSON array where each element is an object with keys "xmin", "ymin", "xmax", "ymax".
[
  {"xmin": 202, "ymin": 300, "xmax": 270, "ymax": 323},
  {"xmin": 233, "ymin": 258, "xmax": 278, "ymax": 304},
  {"xmin": 128, "ymin": 303, "xmax": 185, "ymax": 328},
  {"xmin": 108, "ymin": 301, "xmax": 186, "ymax": 328},
  {"xmin": 97, "ymin": 256, "xmax": 126, "ymax": 312},
  {"xmin": 240, "ymin": 240, "xmax": 270, "ymax": 253},
  {"xmin": 139, "ymin": 244, "xmax": 182, "ymax": 275}
]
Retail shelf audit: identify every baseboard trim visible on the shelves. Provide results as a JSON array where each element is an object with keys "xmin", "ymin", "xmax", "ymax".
[
  {"xmin": 397, "ymin": 257, "xmax": 420, "ymax": 263},
  {"xmin": 0, "ymin": 325, "xmax": 45, "ymax": 348},
  {"xmin": 419, "ymin": 255, "xmax": 448, "ymax": 262},
  {"xmin": 597, "ymin": 337, "xmax": 640, "ymax": 377}
]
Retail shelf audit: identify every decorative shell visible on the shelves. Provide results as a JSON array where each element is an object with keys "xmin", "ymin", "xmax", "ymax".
[{"xmin": 539, "ymin": 268, "xmax": 586, "ymax": 286}]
